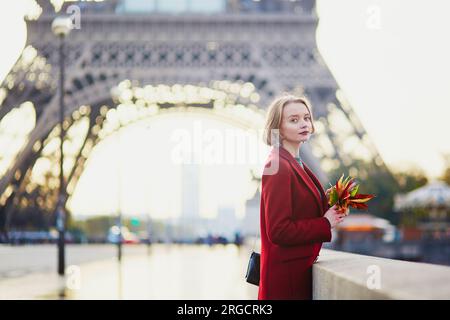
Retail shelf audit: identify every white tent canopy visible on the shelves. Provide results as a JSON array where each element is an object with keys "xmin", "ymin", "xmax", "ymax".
[{"xmin": 394, "ymin": 180, "xmax": 450, "ymax": 211}]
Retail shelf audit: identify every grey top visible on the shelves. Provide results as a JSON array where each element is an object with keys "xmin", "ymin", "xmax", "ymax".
[
  {"xmin": 294, "ymin": 156, "xmax": 304, "ymax": 169},
  {"xmin": 295, "ymin": 156, "xmax": 323, "ymax": 201}
]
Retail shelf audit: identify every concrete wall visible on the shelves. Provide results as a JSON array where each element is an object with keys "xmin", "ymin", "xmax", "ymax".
[{"xmin": 313, "ymin": 249, "xmax": 450, "ymax": 299}]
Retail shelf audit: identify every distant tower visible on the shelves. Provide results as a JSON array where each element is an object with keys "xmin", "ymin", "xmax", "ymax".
[
  {"xmin": 180, "ymin": 161, "xmax": 200, "ymax": 222},
  {"xmin": 216, "ymin": 205, "xmax": 238, "ymax": 240},
  {"xmin": 242, "ymin": 170, "xmax": 261, "ymax": 237}
]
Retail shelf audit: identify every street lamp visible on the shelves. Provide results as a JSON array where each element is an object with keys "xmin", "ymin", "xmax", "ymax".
[
  {"xmin": 52, "ymin": 15, "xmax": 72, "ymax": 276},
  {"xmin": 110, "ymin": 87, "xmax": 123, "ymax": 262},
  {"xmin": 117, "ymin": 127, "xmax": 123, "ymax": 262}
]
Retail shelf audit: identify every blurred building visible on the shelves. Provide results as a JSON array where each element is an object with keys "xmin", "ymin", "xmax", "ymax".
[
  {"xmin": 180, "ymin": 161, "xmax": 200, "ymax": 222},
  {"xmin": 215, "ymin": 205, "xmax": 239, "ymax": 240},
  {"xmin": 394, "ymin": 180, "xmax": 450, "ymax": 241},
  {"xmin": 242, "ymin": 187, "xmax": 260, "ymax": 237},
  {"xmin": 335, "ymin": 213, "xmax": 396, "ymax": 251}
]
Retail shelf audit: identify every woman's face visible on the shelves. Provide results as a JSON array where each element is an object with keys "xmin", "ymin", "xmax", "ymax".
[{"xmin": 280, "ymin": 102, "xmax": 312, "ymax": 145}]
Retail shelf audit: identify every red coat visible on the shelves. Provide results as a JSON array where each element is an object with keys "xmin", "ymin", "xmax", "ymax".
[{"xmin": 258, "ymin": 146, "xmax": 332, "ymax": 300}]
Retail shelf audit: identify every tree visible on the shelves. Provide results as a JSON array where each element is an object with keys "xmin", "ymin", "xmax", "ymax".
[
  {"xmin": 440, "ymin": 153, "xmax": 450, "ymax": 185},
  {"xmin": 327, "ymin": 159, "xmax": 428, "ymax": 225}
]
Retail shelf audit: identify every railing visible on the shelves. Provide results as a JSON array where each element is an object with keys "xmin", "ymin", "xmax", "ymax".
[{"xmin": 313, "ymin": 249, "xmax": 450, "ymax": 299}]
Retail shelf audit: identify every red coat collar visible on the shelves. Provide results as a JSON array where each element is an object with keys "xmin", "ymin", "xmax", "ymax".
[{"xmin": 273, "ymin": 146, "xmax": 327, "ymax": 214}]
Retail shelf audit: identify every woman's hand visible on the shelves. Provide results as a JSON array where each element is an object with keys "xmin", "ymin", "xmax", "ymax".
[{"xmin": 324, "ymin": 204, "xmax": 346, "ymax": 229}]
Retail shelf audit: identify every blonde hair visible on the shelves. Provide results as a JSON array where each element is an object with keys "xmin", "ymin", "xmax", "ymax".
[{"xmin": 263, "ymin": 93, "xmax": 316, "ymax": 146}]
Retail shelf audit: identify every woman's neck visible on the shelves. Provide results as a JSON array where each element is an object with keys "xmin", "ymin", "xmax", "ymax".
[{"xmin": 281, "ymin": 141, "xmax": 301, "ymax": 159}]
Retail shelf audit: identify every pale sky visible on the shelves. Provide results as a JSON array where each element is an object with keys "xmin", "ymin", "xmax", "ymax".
[
  {"xmin": 316, "ymin": 0, "xmax": 450, "ymax": 177},
  {"xmin": 0, "ymin": 0, "xmax": 449, "ymax": 218}
]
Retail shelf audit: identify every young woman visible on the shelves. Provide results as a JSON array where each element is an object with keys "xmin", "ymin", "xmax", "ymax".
[{"xmin": 258, "ymin": 94, "xmax": 347, "ymax": 300}]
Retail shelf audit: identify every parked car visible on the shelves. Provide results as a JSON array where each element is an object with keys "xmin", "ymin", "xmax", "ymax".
[{"xmin": 107, "ymin": 226, "xmax": 140, "ymax": 244}]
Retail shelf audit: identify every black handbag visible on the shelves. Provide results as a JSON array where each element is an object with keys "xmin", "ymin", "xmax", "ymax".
[{"xmin": 245, "ymin": 251, "xmax": 260, "ymax": 286}]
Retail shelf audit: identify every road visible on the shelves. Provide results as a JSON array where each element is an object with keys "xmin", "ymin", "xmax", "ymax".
[{"xmin": 0, "ymin": 243, "xmax": 258, "ymax": 299}]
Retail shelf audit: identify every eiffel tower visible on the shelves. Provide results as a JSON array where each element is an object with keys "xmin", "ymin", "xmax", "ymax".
[{"xmin": 0, "ymin": 0, "xmax": 395, "ymax": 232}]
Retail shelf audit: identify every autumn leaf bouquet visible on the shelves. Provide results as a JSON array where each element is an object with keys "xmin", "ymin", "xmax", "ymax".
[{"xmin": 325, "ymin": 174, "xmax": 375, "ymax": 215}]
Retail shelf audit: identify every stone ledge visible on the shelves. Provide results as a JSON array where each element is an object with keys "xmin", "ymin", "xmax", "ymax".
[{"xmin": 313, "ymin": 249, "xmax": 450, "ymax": 300}]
